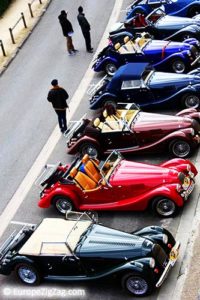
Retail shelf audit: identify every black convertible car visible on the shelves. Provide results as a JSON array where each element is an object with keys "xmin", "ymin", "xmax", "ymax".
[
  {"xmin": 0, "ymin": 212, "xmax": 180, "ymax": 297},
  {"xmin": 110, "ymin": 7, "xmax": 200, "ymax": 42}
]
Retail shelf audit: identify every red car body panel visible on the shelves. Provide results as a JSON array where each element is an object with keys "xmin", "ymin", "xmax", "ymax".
[
  {"xmin": 38, "ymin": 154, "xmax": 197, "ymax": 213},
  {"xmin": 66, "ymin": 108, "xmax": 200, "ymax": 156}
]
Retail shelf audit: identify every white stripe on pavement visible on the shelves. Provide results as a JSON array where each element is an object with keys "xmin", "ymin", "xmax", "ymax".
[{"xmin": 0, "ymin": 0, "xmax": 123, "ymax": 238}]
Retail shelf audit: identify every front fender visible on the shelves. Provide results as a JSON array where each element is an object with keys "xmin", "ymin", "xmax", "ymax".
[
  {"xmin": 166, "ymin": 25, "xmax": 200, "ymax": 41},
  {"xmin": 153, "ymin": 52, "xmax": 189, "ymax": 68},
  {"xmin": 160, "ymin": 159, "xmax": 198, "ymax": 176}
]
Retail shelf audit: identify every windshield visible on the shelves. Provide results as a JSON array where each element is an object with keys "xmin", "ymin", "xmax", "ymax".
[
  {"xmin": 100, "ymin": 151, "xmax": 123, "ymax": 181},
  {"xmin": 66, "ymin": 212, "xmax": 92, "ymax": 252},
  {"xmin": 146, "ymin": 8, "xmax": 165, "ymax": 24}
]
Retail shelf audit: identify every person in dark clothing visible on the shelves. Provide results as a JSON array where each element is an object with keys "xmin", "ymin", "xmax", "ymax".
[
  {"xmin": 47, "ymin": 79, "xmax": 69, "ymax": 133},
  {"xmin": 58, "ymin": 10, "xmax": 77, "ymax": 55},
  {"xmin": 77, "ymin": 6, "xmax": 93, "ymax": 53}
]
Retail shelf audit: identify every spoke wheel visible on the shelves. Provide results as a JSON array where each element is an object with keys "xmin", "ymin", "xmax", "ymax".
[
  {"xmin": 171, "ymin": 59, "xmax": 186, "ymax": 74},
  {"xmin": 80, "ymin": 143, "xmax": 99, "ymax": 158},
  {"xmin": 170, "ymin": 140, "xmax": 191, "ymax": 158},
  {"xmin": 15, "ymin": 264, "xmax": 40, "ymax": 285},
  {"xmin": 152, "ymin": 197, "xmax": 177, "ymax": 217},
  {"xmin": 122, "ymin": 273, "xmax": 153, "ymax": 296},
  {"xmin": 105, "ymin": 62, "xmax": 117, "ymax": 76},
  {"xmin": 182, "ymin": 94, "xmax": 200, "ymax": 108},
  {"xmin": 188, "ymin": 6, "xmax": 200, "ymax": 17},
  {"xmin": 53, "ymin": 197, "xmax": 73, "ymax": 215}
]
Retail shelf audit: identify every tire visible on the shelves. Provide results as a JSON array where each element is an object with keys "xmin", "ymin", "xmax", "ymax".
[
  {"xmin": 53, "ymin": 196, "xmax": 74, "ymax": 215},
  {"xmin": 171, "ymin": 59, "xmax": 186, "ymax": 74},
  {"xmin": 187, "ymin": 6, "xmax": 200, "ymax": 17},
  {"xmin": 181, "ymin": 93, "xmax": 200, "ymax": 108},
  {"xmin": 15, "ymin": 263, "xmax": 41, "ymax": 285},
  {"xmin": 151, "ymin": 197, "xmax": 177, "ymax": 218},
  {"xmin": 122, "ymin": 272, "xmax": 154, "ymax": 296},
  {"xmin": 80, "ymin": 142, "xmax": 99, "ymax": 158},
  {"xmin": 104, "ymin": 62, "xmax": 117, "ymax": 76},
  {"xmin": 169, "ymin": 139, "xmax": 192, "ymax": 158}
]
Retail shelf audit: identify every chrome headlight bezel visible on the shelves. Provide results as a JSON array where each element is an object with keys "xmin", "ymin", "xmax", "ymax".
[
  {"xmin": 162, "ymin": 234, "xmax": 168, "ymax": 245},
  {"xmin": 149, "ymin": 257, "xmax": 156, "ymax": 269}
]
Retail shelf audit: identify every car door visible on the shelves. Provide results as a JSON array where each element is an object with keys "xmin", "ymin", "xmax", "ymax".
[
  {"xmin": 82, "ymin": 184, "xmax": 115, "ymax": 205},
  {"xmin": 37, "ymin": 254, "xmax": 84, "ymax": 276},
  {"xmin": 101, "ymin": 128, "xmax": 138, "ymax": 151},
  {"xmin": 121, "ymin": 79, "xmax": 155, "ymax": 106}
]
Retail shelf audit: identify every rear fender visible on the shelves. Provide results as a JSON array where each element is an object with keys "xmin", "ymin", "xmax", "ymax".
[
  {"xmin": 2, "ymin": 256, "xmax": 35, "ymax": 275},
  {"xmin": 90, "ymin": 93, "xmax": 117, "ymax": 110},
  {"xmin": 176, "ymin": 107, "xmax": 198, "ymax": 116},
  {"xmin": 67, "ymin": 137, "xmax": 101, "ymax": 155},
  {"xmin": 93, "ymin": 57, "xmax": 119, "ymax": 72}
]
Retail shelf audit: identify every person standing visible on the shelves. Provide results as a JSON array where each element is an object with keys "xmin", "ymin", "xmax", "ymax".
[
  {"xmin": 77, "ymin": 6, "xmax": 93, "ymax": 53},
  {"xmin": 58, "ymin": 10, "xmax": 77, "ymax": 55},
  {"xmin": 47, "ymin": 79, "xmax": 69, "ymax": 133}
]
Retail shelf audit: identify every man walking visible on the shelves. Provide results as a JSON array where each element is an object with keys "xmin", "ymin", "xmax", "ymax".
[
  {"xmin": 47, "ymin": 79, "xmax": 69, "ymax": 133},
  {"xmin": 77, "ymin": 6, "xmax": 93, "ymax": 53},
  {"xmin": 58, "ymin": 10, "xmax": 77, "ymax": 55}
]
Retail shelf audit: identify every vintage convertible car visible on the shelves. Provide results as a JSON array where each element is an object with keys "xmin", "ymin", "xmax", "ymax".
[
  {"xmin": 65, "ymin": 103, "xmax": 200, "ymax": 158},
  {"xmin": 89, "ymin": 63, "xmax": 200, "ymax": 109},
  {"xmin": 126, "ymin": 0, "xmax": 200, "ymax": 19},
  {"xmin": 0, "ymin": 211, "xmax": 180, "ymax": 296},
  {"xmin": 110, "ymin": 8, "xmax": 200, "ymax": 43},
  {"xmin": 36, "ymin": 151, "xmax": 197, "ymax": 217},
  {"xmin": 93, "ymin": 34, "xmax": 200, "ymax": 75}
]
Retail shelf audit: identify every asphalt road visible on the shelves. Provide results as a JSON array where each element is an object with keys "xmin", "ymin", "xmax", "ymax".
[{"xmin": 0, "ymin": 0, "xmax": 199, "ymax": 300}]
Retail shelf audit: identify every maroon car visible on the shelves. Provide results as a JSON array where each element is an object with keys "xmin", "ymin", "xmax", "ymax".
[{"xmin": 65, "ymin": 104, "xmax": 200, "ymax": 158}]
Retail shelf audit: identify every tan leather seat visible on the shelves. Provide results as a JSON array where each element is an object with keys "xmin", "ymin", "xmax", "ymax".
[
  {"xmin": 70, "ymin": 166, "xmax": 97, "ymax": 190},
  {"xmin": 114, "ymin": 42, "xmax": 121, "ymax": 50},
  {"xmin": 124, "ymin": 36, "xmax": 130, "ymax": 44},
  {"xmin": 82, "ymin": 154, "xmax": 101, "ymax": 184},
  {"xmin": 93, "ymin": 118, "xmax": 103, "ymax": 130}
]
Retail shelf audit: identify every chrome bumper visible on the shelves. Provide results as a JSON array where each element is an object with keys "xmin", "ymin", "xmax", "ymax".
[{"xmin": 156, "ymin": 241, "xmax": 180, "ymax": 288}]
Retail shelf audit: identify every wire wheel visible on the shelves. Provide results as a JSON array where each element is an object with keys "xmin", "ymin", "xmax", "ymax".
[
  {"xmin": 152, "ymin": 197, "xmax": 177, "ymax": 217},
  {"xmin": 182, "ymin": 94, "xmax": 200, "ymax": 108},
  {"xmin": 53, "ymin": 197, "xmax": 73, "ymax": 215},
  {"xmin": 16, "ymin": 264, "xmax": 40, "ymax": 285},
  {"xmin": 105, "ymin": 62, "xmax": 117, "ymax": 76},
  {"xmin": 171, "ymin": 59, "xmax": 186, "ymax": 74},
  {"xmin": 170, "ymin": 140, "xmax": 191, "ymax": 158},
  {"xmin": 122, "ymin": 273, "xmax": 152, "ymax": 296},
  {"xmin": 80, "ymin": 143, "xmax": 98, "ymax": 158}
]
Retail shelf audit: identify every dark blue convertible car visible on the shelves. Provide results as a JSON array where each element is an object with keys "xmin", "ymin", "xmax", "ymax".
[
  {"xmin": 126, "ymin": 0, "xmax": 200, "ymax": 19},
  {"xmin": 93, "ymin": 34, "xmax": 200, "ymax": 76},
  {"xmin": 89, "ymin": 63, "xmax": 200, "ymax": 110},
  {"xmin": 110, "ymin": 8, "xmax": 200, "ymax": 43}
]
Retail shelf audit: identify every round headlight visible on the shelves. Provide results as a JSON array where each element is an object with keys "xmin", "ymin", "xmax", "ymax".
[
  {"xmin": 162, "ymin": 234, "xmax": 168, "ymax": 244},
  {"xmin": 149, "ymin": 258, "xmax": 155, "ymax": 269},
  {"xmin": 187, "ymin": 50, "xmax": 192, "ymax": 56},
  {"xmin": 187, "ymin": 164, "xmax": 191, "ymax": 172}
]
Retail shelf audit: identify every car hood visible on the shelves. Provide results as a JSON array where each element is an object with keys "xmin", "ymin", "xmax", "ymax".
[
  {"xmin": 148, "ymin": 71, "xmax": 200, "ymax": 89},
  {"xmin": 134, "ymin": 111, "xmax": 193, "ymax": 132},
  {"xmin": 110, "ymin": 160, "xmax": 179, "ymax": 186},
  {"xmin": 156, "ymin": 15, "xmax": 200, "ymax": 29},
  {"xmin": 144, "ymin": 40, "xmax": 190, "ymax": 53},
  {"xmin": 78, "ymin": 224, "xmax": 154, "ymax": 259}
]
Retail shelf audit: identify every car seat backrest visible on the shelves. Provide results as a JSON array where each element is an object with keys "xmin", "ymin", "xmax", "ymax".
[
  {"xmin": 82, "ymin": 154, "xmax": 90, "ymax": 164},
  {"xmin": 84, "ymin": 161, "xmax": 102, "ymax": 183},
  {"xmin": 114, "ymin": 43, "xmax": 121, "ymax": 50},
  {"xmin": 93, "ymin": 118, "xmax": 103, "ymax": 130},
  {"xmin": 124, "ymin": 36, "xmax": 130, "ymax": 44},
  {"xmin": 74, "ymin": 171, "xmax": 97, "ymax": 190},
  {"xmin": 70, "ymin": 167, "xmax": 78, "ymax": 178}
]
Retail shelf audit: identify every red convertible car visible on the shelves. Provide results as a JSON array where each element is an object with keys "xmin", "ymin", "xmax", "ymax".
[
  {"xmin": 37, "ymin": 151, "xmax": 197, "ymax": 217},
  {"xmin": 66, "ymin": 104, "xmax": 200, "ymax": 158}
]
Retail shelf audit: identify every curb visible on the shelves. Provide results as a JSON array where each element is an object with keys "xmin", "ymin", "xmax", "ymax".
[
  {"xmin": 0, "ymin": 0, "xmax": 52, "ymax": 76},
  {"xmin": 172, "ymin": 151, "xmax": 200, "ymax": 300}
]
